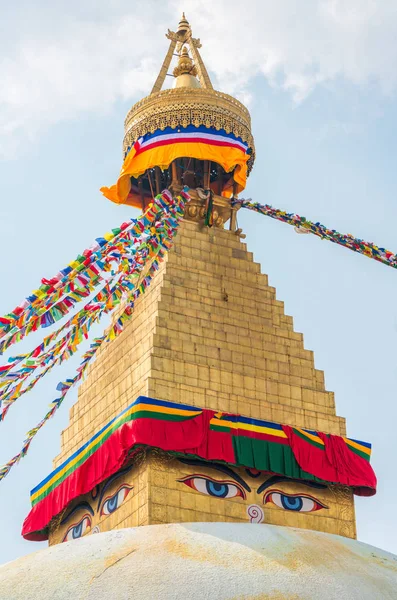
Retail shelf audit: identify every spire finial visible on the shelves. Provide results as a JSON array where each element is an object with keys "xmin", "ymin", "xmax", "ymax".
[
  {"xmin": 151, "ymin": 14, "xmax": 213, "ymax": 94},
  {"xmin": 177, "ymin": 13, "xmax": 190, "ymax": 37}
]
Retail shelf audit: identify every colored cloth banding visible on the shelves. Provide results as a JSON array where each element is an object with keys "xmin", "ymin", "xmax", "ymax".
[
  {"xmin": 22, "ymin": 396, "xmax": 376, "ymax": 541},
  {"xmin": 100, "ymin": 125, "xmax": 251, "ymax": 206}
]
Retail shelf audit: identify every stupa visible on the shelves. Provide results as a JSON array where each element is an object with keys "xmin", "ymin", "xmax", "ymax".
[{"xmin": 1, "ymin": 15, "xmax": 396, "ymax": 600}]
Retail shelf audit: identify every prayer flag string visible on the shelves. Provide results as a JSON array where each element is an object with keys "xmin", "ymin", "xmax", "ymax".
[
  {"xmin": 0, "ymin": 190, "xmax": 186, "ymax": 405},
  {"xmin": 0, "ymin": 202, "xmax": 169, "ymax": 350},
  {"xmin": 233, "ymin": 199, "xmax": 397, "ymax": 269},
  {"xmin": 0, "ymin": 197, "xmax": 184, "ymax": 417},
  {"xmin": 0, "ymin": 189, "xmax": 189, "ymax": 482}
]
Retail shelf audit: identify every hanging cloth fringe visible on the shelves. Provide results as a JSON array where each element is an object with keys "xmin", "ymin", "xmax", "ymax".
[{"xmin": 233, "ymin": 199, "xmax": 397, "ymax": 269}]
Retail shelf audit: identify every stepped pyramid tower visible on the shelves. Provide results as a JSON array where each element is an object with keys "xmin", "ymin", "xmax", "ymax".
[
  {"xmin": 7, "ymin": 15, "xmax": 393, "ymax": 600},
  {"xmin": 46, "ymin": 12, "xmax": 356, "ymax": 542}
]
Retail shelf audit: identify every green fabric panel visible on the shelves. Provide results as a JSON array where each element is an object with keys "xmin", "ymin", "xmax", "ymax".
[{"xmin": 232, "ymin": 436, "xmax": 331, "ymax": 485}]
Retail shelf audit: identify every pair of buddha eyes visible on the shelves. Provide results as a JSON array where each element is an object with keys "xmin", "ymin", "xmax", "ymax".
[
  {"xmin": 179, "ymin": 475, "xmax": 327, "ymax": 513},
  {"xmin": 64, "ymin": 473, "xmax": 327, "ymax": 542},
  {"xmin": 63, "ymin": 485, "xmax": 132, "ymax": 542}
]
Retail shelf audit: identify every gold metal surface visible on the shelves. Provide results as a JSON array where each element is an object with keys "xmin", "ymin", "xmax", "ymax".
[{"xmin": 173, "ymin": 74, "xmax": 201, "ymax": 89}]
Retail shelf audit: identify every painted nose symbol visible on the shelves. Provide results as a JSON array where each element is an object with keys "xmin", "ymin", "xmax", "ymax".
[{"xmin": 247, "ymin": 504, "xmax": 264, "ymax": 523}]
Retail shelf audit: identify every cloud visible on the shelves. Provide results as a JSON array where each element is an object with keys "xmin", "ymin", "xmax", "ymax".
[
  {"xmin": 1, "ymin": 0, "xmax": 397, "ymax": 155},
  {"xmin": 0, "ymin": 3, "xmax": 169, "ymax": 157},
  {"xmin": 178, "ymin": 0, "xmax": 397, "ymax": 101}
]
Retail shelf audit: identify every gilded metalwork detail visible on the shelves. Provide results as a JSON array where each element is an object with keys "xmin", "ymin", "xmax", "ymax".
[{"xmin": 125, "ymin": 88, "xmax": 250, "ymax": 130}]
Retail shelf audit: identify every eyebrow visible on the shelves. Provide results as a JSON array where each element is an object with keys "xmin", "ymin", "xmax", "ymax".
[
  {"xmin": 257, "ymin": 476, "xmax": 327, "ymax": 494},
  {"xmin": 178, "ymin": 458, "xmax": 251, "ymax": 492},
  {"xmin": 97, "ymin": 465, "xmax": 133, "ymax": 510},
  {"xmin": 61, "ymin": 501, "xmax": 94, "ymax": 524}
]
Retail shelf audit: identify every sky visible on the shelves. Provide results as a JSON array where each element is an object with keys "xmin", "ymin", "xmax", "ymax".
[{"xmin": 0, "ymin": 0, "xmax": 397, "ymax": 563}]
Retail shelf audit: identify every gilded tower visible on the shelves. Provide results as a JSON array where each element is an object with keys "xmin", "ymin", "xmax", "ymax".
[{"xmin": 22, "ymin": 15, "xmax": 374, "ymax": 548}]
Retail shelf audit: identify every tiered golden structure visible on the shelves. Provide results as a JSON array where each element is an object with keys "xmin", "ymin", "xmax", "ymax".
[
  {"xmin": 123, "ymin": 15, "xmax": 254, "ymax": 228},
  {"xmin": 48, "ymin": 16, "xmax": 356, "ymax": 545}
]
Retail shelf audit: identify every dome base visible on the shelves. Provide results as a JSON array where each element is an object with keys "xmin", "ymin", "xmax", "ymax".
[{"xmin": 1, "ymin": 523, "xmax": 396, "ymax": 599}]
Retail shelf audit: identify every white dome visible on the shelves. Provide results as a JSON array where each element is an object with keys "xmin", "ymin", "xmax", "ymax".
[{"xmin": 0, "ymin": 523, "xmax": 396, "ymax": 599}]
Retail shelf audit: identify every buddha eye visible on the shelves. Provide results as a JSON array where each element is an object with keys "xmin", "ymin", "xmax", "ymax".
[
  {"xmin": 178, "ymin": 475, "xmax": 245, "ymax": 499},
  {"xmin": 100, "ymin": 485, "xmax": 133, "ymax": 516},
  {"xmin": 264, "ymin": 490, "xmax": 327, "ymax": 512},
  {"xmin": 63, "ymin": 514, "xmax": 91, "ymax": 542}
]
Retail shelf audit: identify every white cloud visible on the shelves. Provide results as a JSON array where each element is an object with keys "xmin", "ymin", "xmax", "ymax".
[
  {"xmin": 1, "ymin": 0, "xmax": 397, "ymax": 155},
  {"xmin": 0, "ymin": 3, "xmax": 168, "ymax": 157},
  {"xmin": 178, "ymin": 0, "xmax": 397, "ymax": 100}
]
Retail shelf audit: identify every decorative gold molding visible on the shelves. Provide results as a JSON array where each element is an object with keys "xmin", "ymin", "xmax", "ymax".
[{"xmin": 125, "ymin": 87, "xmax": 251, "ymax": 131}]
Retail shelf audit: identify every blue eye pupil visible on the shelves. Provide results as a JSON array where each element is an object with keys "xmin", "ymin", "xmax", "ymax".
[
  {"xmin": 73, "ymin": 522, "xmax": 83, "ymax": 538},
  {"xmin": 106, "ymin": 494, "xmax": 119, "ymax": 513},
  {"xmin": 206, "ymin": 481, "xmax": 228, "ymax": 498},
  {"xmin": 280, "ymin": 494, "xmax": 303, "ymax": 511}
]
